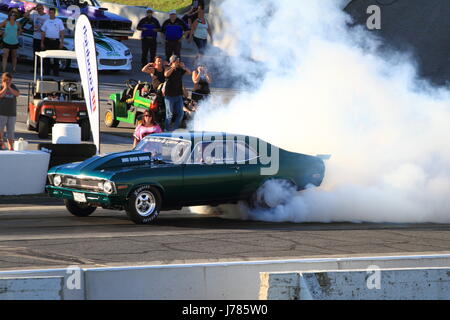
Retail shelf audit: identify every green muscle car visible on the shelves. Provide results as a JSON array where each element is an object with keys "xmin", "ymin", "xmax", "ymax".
[{"xmin": 46, "ymin": 132, "xmax": 326, "ymax": 224}]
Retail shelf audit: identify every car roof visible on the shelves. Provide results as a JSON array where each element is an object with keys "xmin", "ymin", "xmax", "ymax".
[{"xmin": 151, "ymin": 131, "xmax": 255, "ymax": 142}]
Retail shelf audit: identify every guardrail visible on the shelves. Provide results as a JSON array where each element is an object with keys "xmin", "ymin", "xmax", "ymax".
[
  {"xmin": 2, "ymin": 254, "xmax": 450, "ymax": 299},
  {"xmin": 260, "ymin": 268, "xmax": 450, "ymax": 299}
]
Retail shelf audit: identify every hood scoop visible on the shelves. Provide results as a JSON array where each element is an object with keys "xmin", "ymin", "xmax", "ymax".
[{"xmin": 98, "ymin": 152, "xmax": 153, "ymax": 169}]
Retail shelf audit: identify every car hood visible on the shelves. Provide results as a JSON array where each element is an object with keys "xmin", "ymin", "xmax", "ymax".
[
  {"xmin": 49, "ymin": 150, "xmax": 160, "ymax": 177},
  {"xmin": 65, "ymin": 6, "xmax": 131, "ymax": 23}
]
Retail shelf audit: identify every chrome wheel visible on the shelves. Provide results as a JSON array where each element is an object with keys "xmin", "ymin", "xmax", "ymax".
[{"xmin": 135, "ymin": 191, "xmax": 156, "ymax": 217}]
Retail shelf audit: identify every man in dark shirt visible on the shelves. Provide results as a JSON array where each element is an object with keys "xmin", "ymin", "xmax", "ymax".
[
  {"xmin": 137, "ymin": 8, "xmax": 161, "ymax": 68},
  {"xmin": 163, "ymin": 55, "xmax": 191, "ymax": 131},
  {"xmin": 161, "ymin": 11, "xmax": 190, "ymax": 62},
  {"xmin": 0, "ymin": 73, "xmax": 20, "ymax": 150}
]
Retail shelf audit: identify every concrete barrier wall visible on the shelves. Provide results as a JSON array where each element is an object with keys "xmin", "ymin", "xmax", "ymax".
[
  {"xmin": 260, "ymin": 268, "xmax": 450, "ymax": 300},
  {"xmin": 2, "ymin": 254, "xmax": 450, "ymax": 299},
  {"xmin": 0, "ymin": 277, "xmax": 64, "ymax": 300},
  {"xmin": 0, "ymin": 151, "xmax": 50, "ymax": 196}
]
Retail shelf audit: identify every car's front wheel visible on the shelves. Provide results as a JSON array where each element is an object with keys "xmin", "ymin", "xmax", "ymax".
[
  {"xmin": 64, "ymin": 199, "xmax": 97, "ymax": 217},
  {"xmin": 126, "ymin": 186, "xmax": 162, "ymax": 224},
  {"xmin": 104, "ymin": 109, "xmax": 119, "ymax": 127}
]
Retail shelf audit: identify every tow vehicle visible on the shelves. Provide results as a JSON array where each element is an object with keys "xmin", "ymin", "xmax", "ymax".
[{"xmin": 105, "ymin": 79, "xmax": 197, "ymax": 130}]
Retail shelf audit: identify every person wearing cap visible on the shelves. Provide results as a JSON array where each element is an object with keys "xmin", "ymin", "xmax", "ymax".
[
  {"xmin": 161, "ymin": 10, "xmax": 190, "ymax": 62},
  {"xmin": 137, "ymin": 8, "xmax": 161, "ymax": 68},
  {"xmin": 24, "ymin": 4, "xmax": 49, "ymax": 57},
  {"xmin": 163, "ymin": 55, "xmax": 191, "ymax": 131}
]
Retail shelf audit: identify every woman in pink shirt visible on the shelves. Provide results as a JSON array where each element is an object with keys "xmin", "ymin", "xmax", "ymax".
[{"xmin": 133, "ymin": 110, "xmax": 162, "ymax": 148}]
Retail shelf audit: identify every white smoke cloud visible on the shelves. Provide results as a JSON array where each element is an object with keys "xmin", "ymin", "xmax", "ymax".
[{"xmin": 190, "ymin": 0, "xmax": 450, "ymax": 223}]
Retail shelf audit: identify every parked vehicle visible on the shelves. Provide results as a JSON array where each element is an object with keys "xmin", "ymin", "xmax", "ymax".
[
  {"xmin": 46, "ymin": 132, "xmax": 327, "ymax": 224},
  {"xmin": 106, "ymin": 79, "xmax": 196, "ymax": 130},
  {"xmin": 0, "ymin": 13, "xmax": 133, "ymax": 71},
  {"xmin": 0, "ymin": 0, "xmax": 133, "ymax": 39},
  {"xmin": 26, "ymin": 50, "xmax": 91, "ymax": 140}
]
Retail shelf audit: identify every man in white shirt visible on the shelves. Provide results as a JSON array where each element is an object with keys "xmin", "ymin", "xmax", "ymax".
[
  {"xmin": 24, "ymin": 4, "xmax": 49, "ymax": 56},
  {"xmin": 41, "ymin": 7, "xmax": 65, "ymax": 76}
]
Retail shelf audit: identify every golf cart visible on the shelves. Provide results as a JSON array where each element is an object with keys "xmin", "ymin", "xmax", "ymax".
[
  {"xmin": 26, "ymin": 50, "xmax": 91, "ymax": 141},
  {"xmin": 105, "ymin": 79, "xmax": 197, "ymax": 130}
]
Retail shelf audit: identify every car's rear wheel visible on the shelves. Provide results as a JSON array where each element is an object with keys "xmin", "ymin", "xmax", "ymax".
[
  {"xmin": 104, "ymin": 109, "xmax": 119, "ymax": 127},
  {"xmin": 126, "ymin": 186, "xmax": 162, "ymax": 224},
  {"xmin": 249, "ymin": 179, "xmax": 297, "ymax": 209},
  {"xmin": 38, "ymin": 117, "xmax": 50, "ymax": 139},
  {"xmin": 64, "ymin": 199, "xmax": 97, "ymax": 217},
  {"xmin": 80, "ymin": 119, "xmax": 91, "ymax": 141}
]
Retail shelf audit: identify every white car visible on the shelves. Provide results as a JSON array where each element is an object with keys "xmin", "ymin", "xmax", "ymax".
[{"xmin": 0, "ymin": 13, "xmax": 133, "ymax": 71}]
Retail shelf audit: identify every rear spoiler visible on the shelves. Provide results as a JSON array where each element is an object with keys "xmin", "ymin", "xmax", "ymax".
[{"xmin": 316, "ymin": 154, "xmax": 332, "ymax": 160}]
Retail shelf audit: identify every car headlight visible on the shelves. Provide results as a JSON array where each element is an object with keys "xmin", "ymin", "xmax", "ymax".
[
  {"xmin": 54, "ymin": 175, "xmax": 62, "ymax": 187},
  {"xmin": 124, "ymin": 50, "xmax": 130, "ymax": 56},
  {"xmin": 44, "ymin": 109, "xmax": 54, "ymax": 116},
  {"xmin": 103, "ymin": 181, "xmax": 114, "ymax": 194}
]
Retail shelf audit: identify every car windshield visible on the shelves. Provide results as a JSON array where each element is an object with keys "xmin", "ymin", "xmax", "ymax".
[{"xmin": 134, "ymin": 137, "xmax": 191, "ymax": 163}]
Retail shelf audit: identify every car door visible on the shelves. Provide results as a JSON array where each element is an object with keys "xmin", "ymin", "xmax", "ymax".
[
  {"xmin": 234, "ymin": 140, "xmax": 265, "ymax": 199},
  {"xmin": 182, "ymin": 140, "xmax": 242, "ymax": 204}
]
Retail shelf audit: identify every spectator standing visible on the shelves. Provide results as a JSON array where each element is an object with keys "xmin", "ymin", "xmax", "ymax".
[
  {"xmin": 191, "ymin": 64, "xmax": 211, "ymax": 102},
  {"xmin": 41, "ymin": 8, "xmax": 64, "ymax": 76},
  {"xmin": 182, "ymin": 0, "xmax": 205, "ymax": 27},
  {"xmin": 0, "ymin": 9, "xmax": 22, "ymax": 73},
  {"xmin": 137, "ymin": 8, "xmax": 161, "ymax": 68},
  {"xmin": 133, "ymin": 110, "xmax": 162, "ymax": 147},
  {"xmin": 189, "ymin": 10, "xmax": 212, "ymax": 62},
  {"xmin": 141, "ymin": 55, "xmax": 166, "ymax": 92},
  {"xmin": 164, "ymin": 55, "xmax": 191, "ymax": 131},
  {"xmin": 0, "ymin": 73, "xmax": 20, "ymax": 151},
  {"xmin": 24, "ymin": 4, "xmax": 49, "ymax": 56},
  {"xmin": 161, "ymin": 11, "xmax": 190, "ymax": 62}
]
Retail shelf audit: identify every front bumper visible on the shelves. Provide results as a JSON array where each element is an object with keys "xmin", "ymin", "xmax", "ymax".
[
  {"xmin": 46, "ymin": 185, "xmax": 122, "ymax": 207},
  {"xmin": 69, "ymin": 58, "xmax": 132, "ymax": 71}
]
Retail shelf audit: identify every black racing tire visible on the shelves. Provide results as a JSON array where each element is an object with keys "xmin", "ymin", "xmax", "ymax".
[
  {"xmin": 80, "ymin": 119, "xmax": 91, "ymax": 141},
  {"xmin": 104, "ymin": 108, "xmax": 119, "ymax": 128},
  {"xmin": 126, "ymin": 185, "xmax": 162, "ymax": 224},
  {"xmin": 64, "ymin": 199, "xmax": 97, "ymax": 217},
  {"xmin": 38, "ymin": 117, "xmax": 50, "ymax": 139},
  {"xmin": 249, "ymin": 179, "xmax": 297, "ymax": 209}
]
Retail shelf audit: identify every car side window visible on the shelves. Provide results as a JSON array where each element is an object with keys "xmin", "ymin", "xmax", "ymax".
[{"xmin": 191, "ymin": 141, "xmax": 235, "ymax": 165}]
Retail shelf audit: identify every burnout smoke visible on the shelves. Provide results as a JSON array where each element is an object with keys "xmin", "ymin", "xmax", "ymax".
[{"xmin": 190, "ymin": 0, "xmax": 450, "ymax": 223}]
